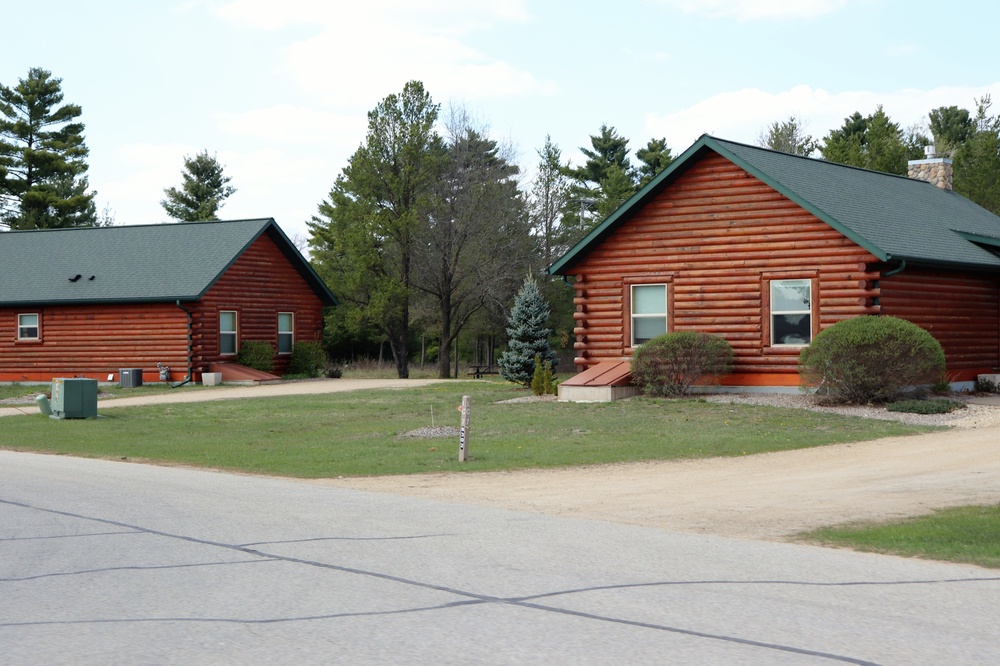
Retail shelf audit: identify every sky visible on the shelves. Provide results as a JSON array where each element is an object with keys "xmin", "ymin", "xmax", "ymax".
[{"xmin": 5, "ymin": 0, "xmax": 1000, "ymax": 245}]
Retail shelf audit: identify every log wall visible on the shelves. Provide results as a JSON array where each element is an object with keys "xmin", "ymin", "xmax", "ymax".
[
  {"xmin": 569, "ymin": 153, "xmax": 881, "ymax": 384},
  {"xmin": 191, "ymin": 230, "xmax": 327, "ymax": 376},
  {"xmin": 880, "ymin": 268, "xmax": 1000, "ymax": 380},
  {"xmin": 0, "ymin": 303, "xmax": 188, "ymax": 382},
  {"xmin": 1, "ymin": 230, "xmax": 328, "ymax": 382}
]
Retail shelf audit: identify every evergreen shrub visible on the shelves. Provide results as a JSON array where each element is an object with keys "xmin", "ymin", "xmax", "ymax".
[
  {"xmin": 499, "ymin": 278, "xmax": 558, "ymax": 386},
  {"xmin": 236, "ymin": 340, "xmax": 275, "ymax": 373},
  {"xmin": 631, "ymin": 331, "xmax": 734, "ymax": 397},
  {"xmin": 287, "ymin": 341, "xmax": 328, "ymax": 377},
  {"xmin": 799, "ymin": 315, "xmax": 946, "ymax": 404}
]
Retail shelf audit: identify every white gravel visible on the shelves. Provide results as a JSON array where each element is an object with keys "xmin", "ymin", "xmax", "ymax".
[{"xmin": 701, "ymin": 392, "xmax": 1000, "ymax": 428}]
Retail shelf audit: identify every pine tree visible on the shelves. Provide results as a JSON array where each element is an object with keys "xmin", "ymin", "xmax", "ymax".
[
  {"xmin": 499, "ymin": 277, "xmax": 557, "ymax": 386},
  {"xmin": 0, "ymin": 67, "xmax": 95, "ymax": 229},
  {"xmin": 161, "ymin": 150, "xmax": 236, "ymax": 222}
]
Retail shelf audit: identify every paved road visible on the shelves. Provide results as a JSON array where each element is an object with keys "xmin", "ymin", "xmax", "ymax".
[{"xmin": 2, "ymin": 451, "xmax": 998, "ymax": 665}]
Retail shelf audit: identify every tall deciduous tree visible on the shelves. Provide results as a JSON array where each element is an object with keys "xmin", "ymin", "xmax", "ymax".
[
  {"xmin": 756, "ymin": 116, "xmax": 818, "ymax": 156},
  {"xmin": 0, "ymin": 67, "xmax": 95, "ymax": 230},
  {"xmin": 161, "ymin": 150, "xmax": 236, "ymax": 222},
  {"xmin": 309, "ymin": 80, "xmax": 445, "ymax": 379},
  {"xmin": 414, "ymin": 108, "xmax": 532, "ymax": 378}
]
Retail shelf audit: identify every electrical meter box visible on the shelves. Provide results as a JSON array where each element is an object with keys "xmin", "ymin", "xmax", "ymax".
[{"xmin": 50, "ymin": 378, "xmax": 99, "ymax": 419}]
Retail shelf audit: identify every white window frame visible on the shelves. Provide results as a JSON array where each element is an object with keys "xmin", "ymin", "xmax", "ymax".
[
  {"xmin": 277, "ymin": 312, "xmax": 294, "ymax": 355},
  {"xmin": 220, "ymin": 310, "xmax": 238, "ymax": 355},
  {"xmin": 630, "ymin": 283, "xmax": 669, "ymax": 347},
  {"xmin": 769, "ymin": 279, "xmax": 813, "ymax": 346},
  {"xmin": 17, "ymin": 313, "xmax": 39, "ymax": 340}
]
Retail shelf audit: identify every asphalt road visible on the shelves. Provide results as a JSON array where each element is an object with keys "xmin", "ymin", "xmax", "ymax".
[{"xmin": 2, "ymin": 450, "xmax": 999, "ymax": 665}]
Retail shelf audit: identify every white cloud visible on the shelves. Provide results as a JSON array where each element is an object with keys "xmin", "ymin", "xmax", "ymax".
[
  {"xmin": 657, "ymin": 0, "xmax": 848, "ymax": 21},
  {"xmin": 202, "ymin": 0, "xmax": 552, "ymax": 107},
  {"xmin": 645, "ymin": 83, "xmax": 1000, "ymax": 151},
  {"xmin": 215, "ymin": 105, "xmax": 367, "ymax": 145}
]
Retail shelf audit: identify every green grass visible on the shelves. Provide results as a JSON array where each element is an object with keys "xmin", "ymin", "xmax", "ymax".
[
  {"xmin": 800, "ymin": 504, "xmax": 1000, "ymax": 569},
  {"xmin": 1, "ymin": 383, "xmax": 939, "ymax": 478},
  {"xmin": 0, "ymin": 382, "xmax": 211, "ymax": 401}
]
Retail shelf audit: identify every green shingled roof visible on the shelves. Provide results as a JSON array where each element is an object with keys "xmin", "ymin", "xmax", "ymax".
[
  {"xmin": 549, "ymin": 134, "xmax": 1000, "ymax": 275},
  {"xmin": 0, "ymin": 218, "xmax": 337, "ymax": 306}
]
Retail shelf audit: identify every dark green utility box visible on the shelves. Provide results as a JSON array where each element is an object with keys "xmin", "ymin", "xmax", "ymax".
[{"xmin": 51, "ymin": 378, "xmax": 98, "ymax": 419}]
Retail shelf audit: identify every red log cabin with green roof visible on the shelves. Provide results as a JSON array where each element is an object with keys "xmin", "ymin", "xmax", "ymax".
[
  {"xmin": 0, "ymin": 218, "xmax": 337, "ymax": 383},
  {"xmin": 548, "ymin": 135, "xmax": 1000, "ymax": 399}
]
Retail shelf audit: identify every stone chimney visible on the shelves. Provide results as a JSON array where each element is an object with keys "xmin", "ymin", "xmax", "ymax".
[{"xmin": 907, "ymin": 145, "xmax": 953, "ymax": 191}]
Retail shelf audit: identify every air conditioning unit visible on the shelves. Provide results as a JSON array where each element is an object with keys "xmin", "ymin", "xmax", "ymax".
[
  {"xmin": 51, "ymin": 378, "xmax": 98, "ymax": 419},
  {"xmin": 120, "ymin": 368, "xmax": 143, "ymax": 388}
]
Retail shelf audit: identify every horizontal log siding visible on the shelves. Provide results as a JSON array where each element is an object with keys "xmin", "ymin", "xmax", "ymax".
[
  {"xmin": 193, "ymin": 232, "xmax": 326, "ymax": 375},
  {"xmin": 880, "ymin": 268, "xmax": 1000, "ymax": 378},
  {"xmin": 571, "ymin": 154, "xmax": 879, "ymax": 382},
  {"xmin": 1, "ymin": 303, "xmax": 188, "ymax": 382}
]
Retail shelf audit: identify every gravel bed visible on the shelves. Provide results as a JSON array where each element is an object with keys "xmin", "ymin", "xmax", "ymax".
[{"xmin": 701, "ymin": 393, "xmax": 1000, "ymax": 428}]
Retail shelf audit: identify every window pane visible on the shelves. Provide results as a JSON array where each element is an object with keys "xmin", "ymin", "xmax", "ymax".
[
  {"xmin": 18, "ymin": 314, "xmax": 39, "ymax": 339},
  {"xmin": 773, "ymin": 313, "xmax": 811, "ymax": 345},
  {"xmin": 633, "ymin": 317, "xmax": 667, "ymax": 344},
  {"xmin": 632, "ymin": 285, "xmax": 666, "ymax": 315},
  {"xmin": 220, "ymin": 311, "xmax": 236, "ymax": 332},
  {"xmin": 220, "ymin": 334, "xmax": 236, "ymax": 355},
  {"xmin": 278, "ymin": 313, "xmax": 293, "ymax": 333},
  {"xmin": 771, "ymin": 279, "xmax": 811, "ymax": 312}
]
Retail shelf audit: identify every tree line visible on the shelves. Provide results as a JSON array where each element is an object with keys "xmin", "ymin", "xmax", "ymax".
[
  {"xmin": 4, "ymin": 66, "xmax": 1000, "ymax": 378},
  {"xmin": 0, "ymin": 67, "xmax": 236, "ymax": 230}
]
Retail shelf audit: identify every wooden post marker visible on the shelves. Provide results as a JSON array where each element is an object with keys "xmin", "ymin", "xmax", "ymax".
[{"xmin": 459, "ymin": 395, "xmax": 471, "ymax": 462}]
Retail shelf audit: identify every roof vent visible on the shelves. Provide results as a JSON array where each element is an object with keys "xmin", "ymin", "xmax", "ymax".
[
  {"xmin": 924, "ymin": 145, "xmax": 936, "ymax": 159},
  {"xmin": 68, "ymin": 274, "xmax": 82, "ymax": 282}
]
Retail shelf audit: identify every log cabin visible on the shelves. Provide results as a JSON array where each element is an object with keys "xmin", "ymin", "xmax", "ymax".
[
  {"xmin": 0, "ymin": 218, "xmax": 337, "ymax": 383},
  {"xmin": 548, "ymin": 135, "xmax": 1000, "ymax": 400}
]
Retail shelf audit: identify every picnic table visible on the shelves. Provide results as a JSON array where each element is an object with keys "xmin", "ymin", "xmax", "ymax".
[{"xmin": 468, "ymin": 365, "xmax": 499, "ymax": 379}]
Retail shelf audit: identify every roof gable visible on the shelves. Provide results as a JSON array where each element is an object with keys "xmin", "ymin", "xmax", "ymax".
[
  {"xmin": 0, "ymin": 218, "xmax": 338, "ymax": 307},
  {"xmin": 549, "ymin": 135, "xmax": 1000, "ymax": 275}
]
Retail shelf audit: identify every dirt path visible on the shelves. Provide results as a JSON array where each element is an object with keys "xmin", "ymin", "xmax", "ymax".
[{"xmin": 321, "ymin": 426, "xmax": 1000, "ymax": 541}]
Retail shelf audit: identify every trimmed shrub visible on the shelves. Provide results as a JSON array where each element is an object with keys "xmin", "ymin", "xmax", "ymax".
[
  {"xmin": 287, "ymin": 341, "xmax": 328, "ymax": 377},
  {"xmin": 886, "ymin": 398, "xmax": 965, "ymax": 414},
  {"xmin": 631, "ymin": 331, "xmax": 734, "ymax": 397},
  {"xmin": 799, "ymin": 316, "xmax": 946, "ymax": 404},
  {"xmin": 236, "ymin": 340, "xmax": 275, "ymax": 373}
]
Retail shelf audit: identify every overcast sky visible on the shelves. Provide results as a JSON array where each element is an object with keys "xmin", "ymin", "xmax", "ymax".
[{"xmin": 5, "ymin": 0, "xmax": 999, "ymax": 243}]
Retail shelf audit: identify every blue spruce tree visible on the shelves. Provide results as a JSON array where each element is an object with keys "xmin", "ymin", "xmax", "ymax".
[{"xmin": 499, "ymin": 277, "xmax": 558, "ymax": 385}]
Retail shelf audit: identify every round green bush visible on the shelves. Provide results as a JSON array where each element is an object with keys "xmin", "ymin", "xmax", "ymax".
[
  {"xmin": 236, "ymin": 340, "xmax": 275, "ymax": 373},
  {"xmin": 631, "ymin": 331, "xmax": 734, "ymax": 397},
  {"xmin": 287, "ymin": 341, "xmax": 328, "ymax": 377},
  {"xmin": 799, "ymin": 316, "xmax": 946, "ymax": 404}
]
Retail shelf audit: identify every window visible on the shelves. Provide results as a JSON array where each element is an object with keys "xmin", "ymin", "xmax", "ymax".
[
  {"xmin": 18, "ymin": 313, "xmax": 39, "ymax": 340},
  {"xmin": 630, "ymin": 284, "xmax": 668, "ymax": 346},
  {"xmin": 769, "ymin": 279, "xmax": 812, "ymax": 346},
  {"xmin": 277, "ymin": 312, "xmax": 294, "ymax": 354},
  {"xmin": 219, "ymin": 311, "xmax": 238, "ymax": 355}
]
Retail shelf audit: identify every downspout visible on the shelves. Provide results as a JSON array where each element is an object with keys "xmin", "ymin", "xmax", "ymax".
[
  {"xmin": 172, "ymin": 300, "xmax": 194, "ymax": 388},
  {"xmin": 883, "ymin": 258, "xmax": 907, "ymax": 278}
]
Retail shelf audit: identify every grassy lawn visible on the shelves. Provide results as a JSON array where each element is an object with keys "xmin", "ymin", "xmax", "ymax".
[
  {"xmin": 800, "ymin": 504, "xmax": 1000, "ymax": 569},
  {"xmin": 0, "ymin": 382, "xmax": 211, "ymax": 401},
  {"xmin": 1, "ymin": 382, "xmax": 939, "ymax": 477}
]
